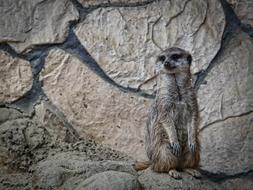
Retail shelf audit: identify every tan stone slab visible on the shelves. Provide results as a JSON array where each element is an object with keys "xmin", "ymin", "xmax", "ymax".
[
  {"xmin": 197, "ymin": 31, "xmax": 253, "ymax": 128},
  {"xmin": 200, "ymin": 112, "xmax": 253, "ymax": 175},
  {"xmin": 40, "ymin": 48, "xmax": 151, "ymax": 160},
  {"xmin": 0, "ymin": 0, "xmax": 79, "ymax": 53},
  {"xmin": 0, "ymin": 51, "xmax": 33, "ymax": 103}
]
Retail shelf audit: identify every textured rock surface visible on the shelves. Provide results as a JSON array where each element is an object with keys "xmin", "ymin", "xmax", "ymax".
[
  {"xmin": 74, "ymin": 0, "xmax": 225, "ymax": 90},
  {"xmin": 0, "ymin": 173, "xmax": 32, "ymax": 190},
  {"xmin": 34, "ymin": 159, "xmax": 137, "ymax": 189},
  {"xmin": 34, "ymin": 100, "xmax": 72, "ymax": 143},
  {"xmin": 228, "ymin": 0, "xmax": 253, "ymax": 26},
  {"xmin": 74, "ymin": 171, "xmax": 141, "ymax": 190},
  {"xmin": 0, "ymin": 116, "xmax": 51, "ymax": 171},
  {"xmin": 198, "ymin": 31, "xmax": 253, "ymax": 128},
  {"xmin": 138, "ymin": 168, "xmax": 222, "ymax": 190},
  {"xmin": 0, "ymin": 51, "xmax": 33, "ymax": 103},
  {"xmin": 0, "ymin": 0, "xmax": 253, "ymax": 189},
  {"xmin": 200, "ymin": 112, "xmax": 253, "ymax": 175},
  {"xmin": 198, "ymin": 31, "xmax": 253, "ymax": 175},
  {"xmin": 0, "ymin": 0, "xmax": 79, "ymax": 52},
  {"xmin": 221, "ymin": 175, "xmax": 253, "ymax": 190},
  {"xmin": 40, "ymin": 48, "xmax": 150, "ymax": 160},
  {"xmin": 0, "ymin": 107, "xmax": 129, "ymax": 171}
]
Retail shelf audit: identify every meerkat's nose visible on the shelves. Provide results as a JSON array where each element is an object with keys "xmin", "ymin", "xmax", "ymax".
[
  {"xmin": 164, "ymin": 61, "xmax": 170, "ymax": 67},
  {"xmin": 164, "ymin": 61, "xmax": 176, "ymax": 69}
]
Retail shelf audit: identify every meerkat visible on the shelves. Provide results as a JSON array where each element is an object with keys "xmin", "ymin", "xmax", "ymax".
[{"xmin": 134, "ymin": 47, "xmax": 201, "ymax": 179}]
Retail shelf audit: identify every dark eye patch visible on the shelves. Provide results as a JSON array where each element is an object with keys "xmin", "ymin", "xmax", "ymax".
[
  {"xmin": 171, "ymin": 54, "xmax": 182, "ymax": 61},
  {"xmin": 158, "ymin": 55, "xmax": 166, "ymax": 62},
  {"xmin": 187, "ymin": 55, "xmax": 192, "ymax": 64}
]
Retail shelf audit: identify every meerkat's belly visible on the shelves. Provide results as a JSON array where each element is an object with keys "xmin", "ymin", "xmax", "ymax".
[{"xmin": 174, "ymin": 102, "xmax": 191, "ymax": 146}]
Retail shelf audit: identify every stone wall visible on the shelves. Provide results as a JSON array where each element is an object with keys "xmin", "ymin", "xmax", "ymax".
[{"xmin": 0, "ymin": 0, "xmax": 253, "ymax": 189}]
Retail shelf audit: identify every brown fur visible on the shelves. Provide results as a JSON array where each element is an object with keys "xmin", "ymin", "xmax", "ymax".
[{"xmin": 135, "ymin": 47, "xmax": 201, "ymax": 179}]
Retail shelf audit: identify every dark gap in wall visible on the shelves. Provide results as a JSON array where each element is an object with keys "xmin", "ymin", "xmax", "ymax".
[
  {"xmin": 200, "ymin": 169, "xmax": 253, "ymax": 183},
  {"xmin": 194, "ymin": 0, "xmax": 241, "ymax": 89},
  {"xmin": 0, "ymin": 43, "xmax": 48, "ymax": 113},
  {"xmin": 59, "ymin": 28, "xmax": 155, "ymax": 99},
  {"xmin": 10, "ymin": 49, "xmax": 49, "ymax": 114},
  {"xmin": 4, "ymin": 46, "xmax": 81, "ymax": 140},
  {"xmin": 241, "ymin": 23, "xmax": 253, "ymax": 38},
  {"xmin": 70, "ymin": 0, "xmax": 159, "ymax": 28},
  {"xmin": 0, "ymin": 43, "xmax": 27, "ymax": 60},
  {"xmin": 71, "ymin": 0, "xmax": 157, "ymax": 14}
]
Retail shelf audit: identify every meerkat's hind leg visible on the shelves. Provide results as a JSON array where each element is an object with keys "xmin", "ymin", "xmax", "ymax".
[
  {"xmin": 183, "ymin": 168, "xmax": 201, "ymax": 178},
  {"xmin": 168, "ymin": 169, "xmax": 182, "ymax": 179}
]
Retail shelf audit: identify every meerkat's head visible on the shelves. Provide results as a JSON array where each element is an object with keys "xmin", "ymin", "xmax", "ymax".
[{"xmin": 156, "ymin": 47, "xmax": 192, "ymax": 74}]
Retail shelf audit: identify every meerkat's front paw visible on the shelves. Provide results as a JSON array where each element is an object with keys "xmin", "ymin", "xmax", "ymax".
[
  {"xmin": 168, "ymin": 169, "xmax": 182, "ymax": 179},
  {"xmin": 168, "ymin": 142, "xmax": 181, "ymax": 156},
  {"xmin": 184, "ymin": 169, "xmax": 201, "ymax": 178}
]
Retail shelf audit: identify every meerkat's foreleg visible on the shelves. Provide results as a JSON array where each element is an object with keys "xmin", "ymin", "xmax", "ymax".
[
  {"xmin": 162, "ymin": 120, "xmax": 181, "ymax": 157},
  {"xmin": 188, "ymin": 117, "xmax": 198, "ymax": 155},
  {"xmin": 188, "ymin": 98, "xmax": 199, "ymax": 155}
]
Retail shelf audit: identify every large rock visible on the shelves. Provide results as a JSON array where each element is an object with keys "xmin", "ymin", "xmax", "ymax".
[
  {"xmin": 0, "ymin": 51, "xmax": 33, "ymax": 103},
  {"xmin": 221, "ymin": 175, "xmax": 253, "ymax": 190},
  {"xmin": 0, "ymin": 0, "xmax": 79, "ymax": 53},
  {"xmin": 40, "ymin": 48, "xmax": 150, "ymax": 160},
  {"xmin": 198, "ymin": 31, "xmax": 253, "ymax": 128},
  {"xmin": 228, "ymin": 0, "xmax": 253, "ymax": 26},
  {"xmin": 74, "ymin": 171, "xmax": 141, "ymax": 190},
  {"xmin": 198, "ymin": 31, "xmax": 253, "ymax": 175},
  {"xmin": 74, "ymin": 0, "xmax": 225, "ymax": 90},
  {"xmin": 33, "ymin": 159, "xmax": 136, "ymax": 189},
  {"xmin": 138, "ymin": 168, "xmax": 222, "ymax": 190},
  {"xmin": 200, "ymin": 112, "xmax": 253, "ymax": 175}
]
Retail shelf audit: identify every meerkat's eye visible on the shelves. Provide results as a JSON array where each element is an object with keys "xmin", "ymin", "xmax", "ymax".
[
  {"xmin": 157, "ymin": 55, "xmax": 166, "ymax": 62},
  {"xmin": 187, "ymin": 55, "xmax": 192, "ymax": 65},
  {"xmin": 171, "ymin": 54, "xmax": 182, "ymax": 61}
]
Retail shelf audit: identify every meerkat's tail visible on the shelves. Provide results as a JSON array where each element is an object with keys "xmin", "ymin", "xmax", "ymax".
[{"xmin": 133, "ymin": 161, "xmax": 151, "ymax": 171}]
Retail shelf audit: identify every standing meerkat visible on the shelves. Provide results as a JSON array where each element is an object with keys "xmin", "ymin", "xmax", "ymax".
[{"xmin": 134, "ymin": 47, "xmax": 201, "ymax": 179}]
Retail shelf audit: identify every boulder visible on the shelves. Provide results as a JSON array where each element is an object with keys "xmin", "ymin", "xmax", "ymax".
[
  {"xmin": 73, "ymin": 171, "xmax": 141, "ymax": 190},
  {"xmin": 33, "ymin": 159, "xmax": 136, "ymax": 189},
  {"xmin": 138, "ymin": 168, "xmax": 222, "ymax": 190},
  {"xmin": 221, "ymin": 175, "xmax": 253, "ymax": 190}
]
